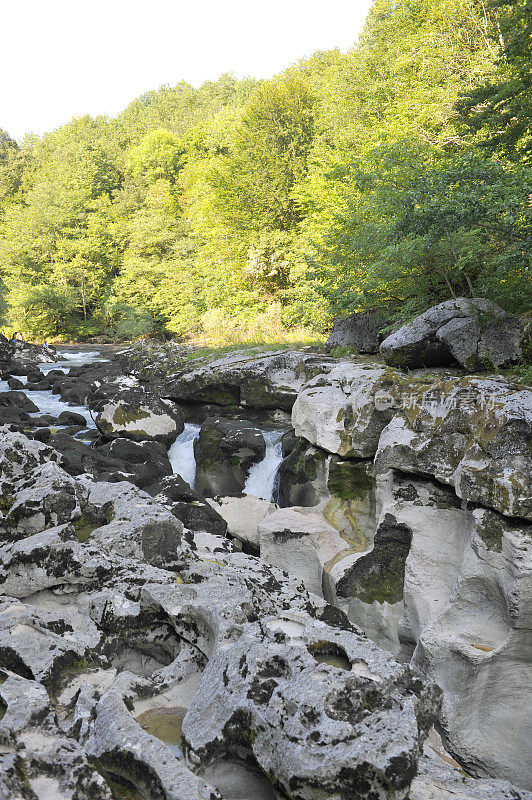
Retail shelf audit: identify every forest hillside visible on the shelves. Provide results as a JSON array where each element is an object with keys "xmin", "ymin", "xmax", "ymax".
[{"xmin": 0, "ymin": 0, "xmax": 530, "ymax": 343}]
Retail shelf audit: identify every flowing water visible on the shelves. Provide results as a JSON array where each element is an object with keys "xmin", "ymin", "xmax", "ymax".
[
  {"xmin": 3, "ymin": 350, "xmax": 286, "ymax": 500},
  {"xmin": 168, "ymin": 423, "xmax": 201, "ymax": 487},
  {"xmin": 40, "ymin": 350, "xmax": 102, "ymax": 374},
  {"xmin": 243, "ymin": 430, "xmax": 284, "ymax": 502},
  {"xmin": 0, "ymin": 348, "xmax": 104, "ymax": 430},
  {"xmin": 169, "ymin": 425, "xmax": 284, "ymax": 501}
]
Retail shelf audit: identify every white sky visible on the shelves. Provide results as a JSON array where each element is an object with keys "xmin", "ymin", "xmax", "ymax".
[{"xmin": 2, "ymin": 0, "xmax": 372, "ymax": 141}]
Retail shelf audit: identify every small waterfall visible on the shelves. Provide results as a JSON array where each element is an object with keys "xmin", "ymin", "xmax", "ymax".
[
  {"xmin": 168, "ymin": 423, "xmax": 201, "ymax": 487},
  {"xmin": 244, "ymin": 430, "xmax": 284, "ymax": 502}
]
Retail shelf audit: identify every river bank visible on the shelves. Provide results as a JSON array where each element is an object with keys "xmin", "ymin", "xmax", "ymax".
[{"xmin": 0, "ymin": 336, "xmax": 530, "ymax": 800}]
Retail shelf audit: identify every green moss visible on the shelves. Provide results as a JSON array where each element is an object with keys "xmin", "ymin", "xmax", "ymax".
[
  {"xmin": 328, "ymin": 459, "xmax": 372, "ymax": 501},
  {"xmin": 476, "ymin": 515, "xmax": 504, "ymax": 553},
  {"xmin": 244, "ymin": 379, "xmax": 275, "ymax": 408},
  {"xmin": 463, "ymin": 354, "xmax": 495, "ymax": 372},
  {"xmin": 0, "ymin": 495, "xmax": 14, "ymax": 513},
  {"xmin": 50, "ymin": 657, "xmax": 89, "ymax": 700},
  {"xmin": 204, "ymin": 388, "xmax": 239, "ymax": 405},
  {"xmin": 73, "ymin": 516, "xmax": 100, "ymax": 543},
  {"xmin": 336, "ymin": 515, "xmax": 412, "ymax": 604},
  {"xmin": 352, "ymin": 554, "xmax": 407, "ymax": 604},
  {"xmin": 112, "ymin": 405, "xmax": 151, "ymax": 427},
  {"xmin": 197, "ymin": 426, "xmax": 224, "ymax": 462},
  {"xmin": 329, "ymin": 345, "xmax": 358, "ymax": 358}
]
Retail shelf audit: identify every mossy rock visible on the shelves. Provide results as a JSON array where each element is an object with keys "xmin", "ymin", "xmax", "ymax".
[
  {"xmin": 336, "ymin": 513, "xmax": 412, "ymax": 604},
  {"xmin": 327, "ymin": 459, "xmax": 372, "ymax": 502},
  {"xmin": 112, "ymin": 405, "xmax": 151, "ymax": 427}
]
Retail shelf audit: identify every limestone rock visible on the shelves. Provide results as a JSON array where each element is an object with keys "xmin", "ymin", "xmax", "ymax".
[
  {"xmin": 0, "ymin": 389, "xmax": 39, "ymax": 426},
  {"xmin": 127, "ymin": 346, "xmax": 338, "ymax": 410},
  {"xmin": 292, "ymin": 362, "xmax": 405, "ymax": 458},
  {"xmin": 0, "ymin": 427, "xmax": 60, "ymax": 487},
  {"xmin": 380, "ymin": 298, "xmax": 524, "ymax": 370},
  {"xmin": 327, "ymin": 468, "xmax": 532, "ymax": 789},
  {"xmin": 194, "ymin": 417, "xmax": 266, "ymax": 497},
  {"xmin": 99, "ymin": 436, "xmax": 174, "ymax": 488},
  {"xmin": 0, "ymin": 597, "xmax": 91, "ymax": 688},
  {"xmin": 95, "ymin": 388, "xmax": 184, "ymax": 444},
  {"xmin": 277, "ymin": 436, "xmax": 330, "ymax": 507},
  {"xmin": 79, "ymin": 478, "xmax": 184, "ymax": 568},
  {"xmin": 49, "ymin": 432, "xmax": 173, "ymax": 489},
  {"xmin": 206, "ymin": 494, "xmax": 275, "ymax": 547},
  {"xmin": 325, "ymin": 311, "xmax": 383, "ymax": 354},
  {"xmin": 411, "ymin": 751, "xmax": 532, "ymax": 800},
  {"xmin": 183, "ymin": 613, "xmax": 441, "ymax": 800},
  {"xmin": 148, "ymin": 474, "xmax": 229, "ymax": 537},
  {"xmin": 374, "ymin": 376, "xmax": 532, "ymax": 520},
  {"xmin": 85, "ymin": 690, "xmax": 221, "ymax": 800},
  {"xmin": 412, "ymin": 506, "xmax": 532, "ymax": 789},
  {"xmin": 2, "ymin": 461, "xmax": 80, "ymax": 539},
  {"xmin": 258, "ymin": 507, "xmax": 348, "ymax": 596}
]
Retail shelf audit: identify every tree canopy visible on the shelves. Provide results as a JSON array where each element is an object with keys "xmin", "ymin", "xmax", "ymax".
[{"xmin": 0, "ymin": 0, "xmax": 530, "ymax": 342}]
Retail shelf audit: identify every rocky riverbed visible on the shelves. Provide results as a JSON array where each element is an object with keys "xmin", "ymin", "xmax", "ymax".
[{"xmin": 0, "ymin": 327, "xmax": 530, "ymax": 800}]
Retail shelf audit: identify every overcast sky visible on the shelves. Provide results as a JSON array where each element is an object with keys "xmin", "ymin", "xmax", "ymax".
[{"xmin": 2, "ymin": 0, "xmax": 372, "ymax": 141}]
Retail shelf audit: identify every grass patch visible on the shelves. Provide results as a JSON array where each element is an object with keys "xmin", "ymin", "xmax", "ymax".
[
  {"xmin": 182, "ymin": 338, "xmax": 325, "ymax": 362},
  {"xmin": 503, "ymin": 361, "xmax": 532, "ymax": 385}
]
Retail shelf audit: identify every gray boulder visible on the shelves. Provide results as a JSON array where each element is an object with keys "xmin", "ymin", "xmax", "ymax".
[
  {"xmin": 374, "ymin": 376, "xmax": 532, "ymax": 521},
  {"xmin": 148, "ymin": 474, "xmax": 228, "ymax": 536},
  {"xmin": 1, "ymin": 461, "xmax": 80, "ymax": 539},
  {"xmin": 183, "ymin": 613, "xmax": 441, "ymax": 800},
  {"xmin": 326, "ymin": 311, "xmax": 383, "ymax": 354},
  {"xmin": 0, "ymin": 390, "xmax": 39, "ymax": 426},
  {"xmin": 85, "ymin": 690, "xmax": 221, "ymax": 800},
  {"xmin": 95, "ymin": 388, "xmax": 184, "ymax": 444},
  {"xmin": 257, "ymin": 506, "xmax": 346, "ymax": 596},
  {"xmin": 380, "ymin": 298, "xmax": 524, "ymax": 370},
  {"xmin": 0, "ymin": 668, "xmax": 113, "ymax": 800},
  {"xmin": 126, "ymin": 346, "xmax": 338, "ymax": 411},
  {"xmin": 194, "ymin": 417, "xmax": 266, "ymax": 497},
  {"xmin": 277, "ymin": 436, "xmax": 330, "ymax": 507},
  {"xmin": 78, "ymin": 477, "xmax": 184, "ymax": 568},
  {"xmin": 206, "ymin": 494, "xmax": 275, "ymax": 548},
  {"xmin": 292, "ymin": 362, "xmax": 406, "ymax": 458},
  {"xmin": 411, "ymin": 751, "xmax": 532, "ymax": 800}
]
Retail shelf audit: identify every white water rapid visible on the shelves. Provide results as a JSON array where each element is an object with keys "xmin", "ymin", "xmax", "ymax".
[
  {"xmin": 168, "ymin": 423, "xmax": 201, "ymax": 486},
  {"xmin": 168, "ymin": 425, "xmax": 284, "ymax": 501},
  {"xmin": 243, "ymin": 430, "xmax": 284, "ymax": 502},
  {"xmin": 0, "ymin": 349, "xmax": 104, "ymax": 430}
]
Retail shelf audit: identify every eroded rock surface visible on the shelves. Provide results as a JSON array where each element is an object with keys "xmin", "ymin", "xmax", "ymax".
[
  {"xmin": 1, "ymin": 336, "xmax": 530, "ymax": 799},
  {"xmin": 325, "ymin": 311, "xmax": 384, "ymax": 354},
  {"xmin": 0, "ymin": 425, "xmax": 445, "ymax": 800},
  {"xmin": 94, "ymin": 388, "xmax": 185, "ymax": 444}
]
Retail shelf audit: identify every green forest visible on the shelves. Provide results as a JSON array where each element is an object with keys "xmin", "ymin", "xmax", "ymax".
[{"xmin": 1, "ymin": 0, "xmax": 531, "ymax": 343}]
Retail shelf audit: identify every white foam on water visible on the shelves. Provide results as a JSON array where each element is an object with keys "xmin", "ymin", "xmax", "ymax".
[
  {"xmin": 0, "ymin": 350, "xmax": 104, "ymax": 428},
  {"xmin": 39, "ymin": 350, "xmax": 103, "ymax": 374},
  {"xmin": 243, "ymin": 430, "xmax": 284, "ymax": 502},
  {"xmin": 168, "ymin": 424, "xmax": 201, "ymax": 487},
  {"xmin": 28, "ymin": 391, "xmax": 95, "ymax": 428}
]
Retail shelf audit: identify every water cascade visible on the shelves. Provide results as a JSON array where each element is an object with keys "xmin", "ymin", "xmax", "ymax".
[
  {"xmin": 168, "ymin": 423, "xmax": 201, "ymax": 486},
  {"xmin": 243, "ymin": 430, "xmax": 284, "ymax": 502}
]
